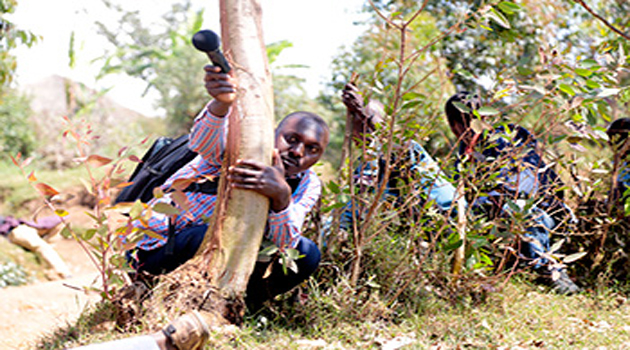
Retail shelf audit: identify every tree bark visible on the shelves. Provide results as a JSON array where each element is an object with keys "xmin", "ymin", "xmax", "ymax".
[
  {"xmin": 151, "ymin": 0, "xmax": 274, "ymax": 327},
  {"xmin": 203, "ymin": 0, "xmax": 275, "ymax": 295}
]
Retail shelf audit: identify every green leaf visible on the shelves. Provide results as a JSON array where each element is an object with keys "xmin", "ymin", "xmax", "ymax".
[
  {"xmin": 286, "ymin": 248, "xmax": 300, "ymax": 261},
  {"xmin": 549, "ymin": 238, "xmax": 565, "ymax": 254},
  {"xmin": 498, "ymin": 1, "xmax": 522, "ymax": 14},
  {"xmin": 402, "ymin": 92, "xmax": 424, "ymax": 101},
  {"xmin": 563, "ymin": 251, "xmax": 587, "ymax": 264},
  {"xmin": 453, "ymin": 101, "xmax": 471, "ymax": 114},
  {"xmin": 487, "ymin": 8, "xmax": 511, "ymax": 29},
  {"xmin": 597, "ymin": 88, "xmax": 620, "ymax": 98},
  {"xmin": 558, "ymin": 83, "xmax": 576, "ymax": 96},
  {"xmin": 442, "ymin": 239, "xmax": 463, "ymax": 252},
  {"xmin": 401, "ymin": 100, "xmax": 422, "ymax": 110},
  {"xmin": 60, "ymin": 226, "xmax": 72, "ymax": 239},
  {"xmin": 456, "ymin": 68, "xmax": 475, "ymax": 80},
  {"xmin": 327, "ymin": 181, "xmax": 340, "ymax": 194},
  {"xmin": 580, "ymin": 59, "xmax": 600, "ymax": 69},
  {"xmin": 574, "ymin": 68, "xmax": 592, "ymax": 77},
  {"xmin": 517, "ymin": 66, "xmax": 533, "ymax": 76},
  {"xmin": 129, "ymin": 200, "xmax": 145, "ymax": 219},
  {"xmin": 471, "ymin": 119, "xmax": 493, "ymax": 134},
  {"xmin": 585, "ymin": 79, "xmax": 601, "ymax": 89},
  {"xmin": 259, "ymin": 243, "xmax": 279, "ymax": 257},
  {"xmin": 153, "ymin": 202, "xmax": 180, "ymax": 216},
  {"xmin": 83, "ymin": 229, "xmax": 97, "ymax": 240},
  {"xmin": 477, "ymin": 106, "xmax": 500, "ymax": 116}
]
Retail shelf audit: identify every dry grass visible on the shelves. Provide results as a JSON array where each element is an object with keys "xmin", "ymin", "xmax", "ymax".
[{"xmin": 34, "ymin": 278, "xmax": 630, "ymax": 350}]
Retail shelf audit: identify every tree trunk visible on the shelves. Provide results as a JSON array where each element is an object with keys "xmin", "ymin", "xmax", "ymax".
[
  {"xmin": 203, "ymin": 0, "xmax": 275, "ymax": 295},
  {"xmin": 148, "ymin": 0, "xmax": 274, "ymax": 327}
]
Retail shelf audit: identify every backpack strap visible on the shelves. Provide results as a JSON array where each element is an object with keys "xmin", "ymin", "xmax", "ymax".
[
  {"xmin": 183, "ymin": 179, "xmax": 219, "ymax": 195},
  {"xmin": 164, "ymin": 218, "xmax": 176, "ymax": 256}
]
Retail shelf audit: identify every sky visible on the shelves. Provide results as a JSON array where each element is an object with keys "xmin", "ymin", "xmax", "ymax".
[{"xmin": 10, "ymin": 0, "xmax": 368, "ymax": 117}]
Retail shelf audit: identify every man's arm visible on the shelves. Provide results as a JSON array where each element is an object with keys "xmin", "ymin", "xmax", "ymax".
[
  {"xmin": 267, "ymin": 171, "xmax": 321, "ymax": 249},
  {"xmin": 188, "ymin": 65, "xmax": 238, "ymax": 163}
]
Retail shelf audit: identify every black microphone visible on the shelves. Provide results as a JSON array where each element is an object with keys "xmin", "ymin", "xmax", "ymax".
[{"xmin": 192, "ymin": 29, "xmax": 231, "ymax": 74}]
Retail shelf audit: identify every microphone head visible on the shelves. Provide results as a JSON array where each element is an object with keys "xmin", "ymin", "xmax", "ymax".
[{"xmin": 192, "ymin": 30, "xmax": 220, "ymax": 52}]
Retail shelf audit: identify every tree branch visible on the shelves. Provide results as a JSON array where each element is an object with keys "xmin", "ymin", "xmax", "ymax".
[{"xmin": 574, "ymin": 0, "xmax": 630, "ymax": 42}]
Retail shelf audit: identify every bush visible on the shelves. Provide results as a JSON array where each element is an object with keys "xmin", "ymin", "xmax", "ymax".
[{"xmin": 0, "ymin": 90, "xmax": 36, "ymax": 157}]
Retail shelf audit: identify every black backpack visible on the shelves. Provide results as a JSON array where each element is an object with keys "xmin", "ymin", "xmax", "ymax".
[{"xmin": 115, "ymin": 135, "xmax": 201, "ymax": 204}]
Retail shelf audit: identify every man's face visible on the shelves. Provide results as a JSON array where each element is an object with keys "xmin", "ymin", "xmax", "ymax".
[{"xmin": 275, "ymin": 116, "xmax": 329, "ymax": 176}]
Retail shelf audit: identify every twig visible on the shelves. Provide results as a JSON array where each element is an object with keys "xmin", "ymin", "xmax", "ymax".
[{"xmin": 574, "ymin": 0, "xmax": 630, "ymax": 42}]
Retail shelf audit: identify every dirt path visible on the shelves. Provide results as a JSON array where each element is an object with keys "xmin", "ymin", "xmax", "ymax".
[{"xmin": 0, "ymin": 235, "xmax": 101, "ymax": 349}]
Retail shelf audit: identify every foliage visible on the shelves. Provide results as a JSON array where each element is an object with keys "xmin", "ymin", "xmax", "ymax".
[
  {"xmin": 8, "ymin": 0, "xmax": 630, "ymax": 347},
  {"xmin": 95, "ymin": 2, "xmax": 336, "ymax": 147},
  {"xmin": 35, "ymin": 280, "xmax": 630, "ymax": 349},
  {"xmin": 9, "ymin": 115, "xmax": 164, "ymax": 300},
  {"xmin": 0, "ymin": 89, "xmax": 35, "ymax": 156},
  {"xmin": 316, "ymin": 0, "xmax": 630, "ymax": 313},
  {"xmin": 0, "ymin": 0, "xmax": 38, "ymax": 91},
  {"xmin": 96, "ymin": 0, "xmax": 208, "ymax": 135}
]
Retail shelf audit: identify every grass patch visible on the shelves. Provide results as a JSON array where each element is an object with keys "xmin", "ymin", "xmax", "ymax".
[
  {"xmin": 0, "ymin": 158, "xmax": 91, "ymax": 217},
  {"xmin": 34, "ymin": 279, "xmax": 630, "ymax": 349}
]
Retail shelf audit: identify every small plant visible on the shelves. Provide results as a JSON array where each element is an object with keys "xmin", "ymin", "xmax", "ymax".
[
  {"xmin": 10, "ymin": 115, "xmax": 157, "ymax": 300},
  {"xmin": 0, "ymin": 261, "xmax": 28, "ymax": 288}
]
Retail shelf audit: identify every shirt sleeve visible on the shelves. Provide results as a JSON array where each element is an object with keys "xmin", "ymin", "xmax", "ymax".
[
  {"xmin": 409, "ymin": 141, "xmax": 462, "ymax": 211},
  {"xmin": 188, "ymin": 102, "xmax": 228, "ymax": 166},
  {"xmin": 267, "ymin": 170, "xmax": 321, "ymax": 250}
]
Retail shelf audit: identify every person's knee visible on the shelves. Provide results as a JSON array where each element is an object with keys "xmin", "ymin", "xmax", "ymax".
[{"xmin": 296, "ymin": 237, "xmax": 321, "ymax": 276}]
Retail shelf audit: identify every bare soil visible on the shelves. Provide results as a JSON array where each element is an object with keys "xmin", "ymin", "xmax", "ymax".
[{"xmin": 0, "ymin": 205, "xmax": 101, "ymax": 349}]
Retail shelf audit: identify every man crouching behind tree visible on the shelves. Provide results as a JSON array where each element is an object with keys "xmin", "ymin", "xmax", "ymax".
[{"xmin": 82, "ymin": 64, "xmax": 330, "ymax": 350}]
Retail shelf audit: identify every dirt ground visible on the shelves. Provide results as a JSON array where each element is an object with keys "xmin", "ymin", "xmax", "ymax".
[{"xmin": 0, "ymin": 205, "xmax": 102, "ymax": 349}]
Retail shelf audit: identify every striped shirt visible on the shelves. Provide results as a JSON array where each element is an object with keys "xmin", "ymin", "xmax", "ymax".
[{"xmin": 135, "ymin": 103, "xmax": 322, "ymax": 251}]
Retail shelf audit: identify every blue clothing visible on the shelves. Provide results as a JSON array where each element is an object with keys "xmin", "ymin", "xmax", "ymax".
[
  {"xmin": 460, "ymin": 124, "xmax": 566, "ymax": 214},
  {"xmin": 337, "ymin": 141, "xmax": 459, "ymax": 232},
  {"xmin": 612, "ymin": 161, "xmax": 630, "ymax": 214},
  {"xmin": 457, "ymin": 124, "xmax": 573, "ymax": 265},
  {"xmin": 130, "ymin": 224, "xmax": 321, "ymax": 308}
]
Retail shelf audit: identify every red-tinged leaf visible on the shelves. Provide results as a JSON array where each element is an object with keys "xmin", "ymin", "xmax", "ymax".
[
  {"xmin": 201, "ymin": 174, "xmax": 218, "ymax": 182},
  {"xmin": 128, "ymin": 155, "xmax": 141, "ymax": 163},
  {"xmin": 68, "ymin": 130, "xmax": 79, "ymax": 141},
  {"xmin": 99, "ymin": 196, "xmax": 112, "ymax": 206},
  {"xmin": 28, "ymin": 171, "xmax": 37, "ymax": 182},
  {"xmin": 63, "ymin": 130, "xmax": 69, "ymax": 138},
  {"xmin": 109, "ymin": 201, "xmax": 135, "ymax": 213},
  {"xmin": 115, "ymin": 181, "xmax": 134, "ymax": 189},
  {"xmin": 35, "ymin": 183, "xmax": 59, "ymax": 197},
  {"xmin": 118, "ymin": 146, "xmax": 128, "ymax": 157},
  {"xmin": 141, "ymin": 136, "xmax": 150, "ymax": 145},
  {"xmin": 171, "ymin": 178, "xmax": 195, "ymax": 191},
  {"xmin": 22, "ymin": 157, "xmax": 33, "ymax": 168},
  {"xmin": 153, "ymin": 187, "xmax": 165, "ymax": 199},
  {"xmin": 10, "ymin": 153, "xmax": 21, "ymax": 166},
  {"xmin": 86, "ymin": 155, "xmax": 113, "ymax": 167}
]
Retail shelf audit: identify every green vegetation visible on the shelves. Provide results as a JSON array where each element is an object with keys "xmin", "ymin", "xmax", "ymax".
[
  {"xmin": 35, "ymin": 280, "xmax": 630, "ymax": 349},
  {"xmin": 1, "ymin": 0, "xmax": 629, "ymax": 349}
]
